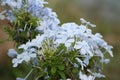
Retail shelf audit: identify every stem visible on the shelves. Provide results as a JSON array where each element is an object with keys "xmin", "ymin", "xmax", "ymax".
[{"xmin": 24, "ymin": 69, "xmax": 34, "ymax": 80}]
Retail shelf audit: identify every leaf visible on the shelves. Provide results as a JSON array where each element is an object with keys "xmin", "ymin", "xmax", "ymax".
[
  {"xmin": 50, "ymin": 66, "xmax": 56, "ymax": 75},
  {"xmin": 58, "ymin": 71, "xmax": 66, "ymax": 80},
  {"xmin": 58, "ymin": 64, "xmax": 65, "ymax": 71},
  {"xmin": 72, "ymin": 68, "xmax": 78, "ymax": 74}
]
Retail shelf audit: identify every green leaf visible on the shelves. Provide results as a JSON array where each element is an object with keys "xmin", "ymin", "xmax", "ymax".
[
  {"xmin": 58, "ymin": 71, "xmax": 66, "ymax": 80},
  {"xmin": 50, "ymin": 66, "xmax": 56, "ymax": 75},
  {"xmin": 72, "ymin": 68, "xmax": 78, "ymax": 74},
  {"xmin": 58, "ymin": 64, "xmax": 65, "ymax": 71}
]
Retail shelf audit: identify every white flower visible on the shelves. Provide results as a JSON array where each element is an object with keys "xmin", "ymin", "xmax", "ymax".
[
  {"xmin": 16, "ymin": 0, "xmax": 22, "ymax": 9},
  {"xmin": 12, "ymin": 51, "xmax": 36, "ymax": 67},
  {"xmin": 65, "ymin": 38, "xmax": 75, "ymax": 48},
  {"xmin": 31, "ymin": 34, "xmax": 45, "ymax": 48},
  {"xmin": 18, "ymin": 41, "xmax": 31, "ymax": 50},
  {"xmin": 74, "ymin": 41, "xmax": 93, "ymax": 57},
  {"xmin": 16, "ymin": 77, "xmax": 25, "ymax": 80},
  {"xmin": 75, "ymin": 58, "xmax": 86, "ymax": 70},
  {"xmin": 74, "ymin": 41, "xmax": 83, "ymax": 49},
  {"xmin": 83, "ymin": 55, "xmax": 91, "ymax": 65},
  {"xmin": 19, "ymin": 34, "xmax": 45, "ymax": 50},
  {"xmin": 80, "ymin": 18, "xmax": 96, "ymax": 27},
  {"xmin": 73, "ymin": 63, "xmax": 79, "ymax": 68},
  {"xmin": 60, "ymin": 23, "xmax": 78, "ymax": 37},
  {"xmin": 12, "ymin": 58, "xmax": 23, "ymax": 67},
  {"xmin": 87, "ymin": 69, "xmax": 105, "ymax": 78},
  {"xmin": 54, "ymin": 34, "xmax": 68, "ymax": 45},
  {"xmin": 100, "ymin": 58, "xmax": 110, "ymax": 64},
  {"xmin": 104, "ymin": 45, "xmax": 113, "ymax": 57},
  {"xmin": 28, "ymin": 0, "xmax": 48, "ymax": 7},
  {"xmin": 92, "ymin": 73, "xmax": 105, "ymax": 78},
  {"xmin": 78, "ymin": 25, "xmax": 88, "ymax": 33},
  {"xmin": 91, "ymin": 33, "xmax": 113, "ymax": 57},
  {"xmin": 35, "ymin": 21, "xmax": 44, "ymax": 33},
  {"xmin": 79, "ymin": 71, "xmax": 95, "ymax": 80},
  {"xmin": 5, "ymin": 0, "xmax": 17, "ymax": 8},
  {"xmin": 8, "ymin": 49, "xmax": 18, "ymax": 58},
  {"xmin": 3, "ymin": 0, "xmax": 22, "ymax": 9},
  {"xmin": 28, "ymin": 1, "xmax": 60, "ymax": 32}
]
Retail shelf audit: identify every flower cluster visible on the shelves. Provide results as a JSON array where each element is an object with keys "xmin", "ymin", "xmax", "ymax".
[
  {"xmin": 0, "ymin": 0, "xmax": 113, "ymax": 80},
  {"xmin": 0, "ymin": 0, "xmax": 59, "ymax": 27},
  {"xmin": 0, "ymin": 0, "xmax": 60, "ymax": 45}
]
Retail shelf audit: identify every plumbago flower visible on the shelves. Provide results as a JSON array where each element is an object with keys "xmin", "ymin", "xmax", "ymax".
[
  {"xmin": 11, "ymin": 19, "xmax": 113, "ymax": 80},
  {"xmin": 0, "ymin": 0, "xmax": 113, "ymax": 80},
  {"xmin": 0, "ymin": 0, "xmax": 59, "ymax": 45}
]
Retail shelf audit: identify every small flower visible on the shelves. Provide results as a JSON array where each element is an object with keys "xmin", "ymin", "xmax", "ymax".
[
  {"xmin": 104, "ymin": 45, "xmax": 113, "ymax": 57},
  {"xmin": 54, "ymin": 34, "xmax": 68, "ymax": 45},
  {"xmin": 12, "ymin": 58, "xmax": 23, "ymax": 67},
  {"xmin": 75, "ymin": 57, "xmax": 86, "ymax": 70},
  {"xmin": 28, "ymin": 0, "xmax": 48, "ymax": 8},
  {"xmin": 73, "ymin": 63, "xmax": 79, "ymax": 68},
  {"xmin": 79, "ymin": 71, "xmax": 95, "ymax": 80},
  {"xmin": 8, "ymin": 49, "xmax": 18, "ymax": 58},
  {"xmin": 83, "ymin": 55, "xmax": 91, "ymax": 65},
  {"xmin": 12, "ymin": 51, "xmax": 36, "ymax": 67},
  {"xmin": 74, "ymin": 41, "xmax": 83, "ymax": 49},
  {"xmin": 18, "ymin": 41, "xmax": 31, "ymax": 50},
  {"xmin": 74, "ymin": 41, "xmax": 93, "ymax": 57},
  {"xmin": 100, "ymin": 58, "xmax": 110, "ymax": 64},
  {"xmin": 2, "ymin": 0, "xmax": 22, "ymax": 9},
  {"xmin": 87, "ymin": 69, "xmax": 105, "ymax": 78},
  {"xmin": 80, "ymin": 18, "xmax": 96, "ymax": 27},
  {"xmin": 65, "ymin": 38, "xmax": 75, "ymax": 48},
  {"xmin": 18, "ymin": 34, "xmax": 45, "ymax": 50},
  {"xmin": 16, "ymin": 77, "xmax": 25, "ymax": 80},
  {"xmin": 92, "ymin": 72, "xmax": 105, "ymax": 78}
]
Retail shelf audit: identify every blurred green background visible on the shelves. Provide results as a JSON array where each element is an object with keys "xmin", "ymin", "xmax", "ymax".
[{"xmin": 0, "ymin": 0, "xmax": 120, "ymax": 80}]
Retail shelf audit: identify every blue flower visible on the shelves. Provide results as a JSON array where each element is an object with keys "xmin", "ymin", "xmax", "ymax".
[
  {"xmin": 6, "ymin": 10, "xmax": 16, "ymax": 22},
  {"xmin": 8, "ymin": 49, "xmax": 18, "ymax": 58},
  {"xmin": 2, "ymin": 0, "xmax": 22, "ymax": 9}
]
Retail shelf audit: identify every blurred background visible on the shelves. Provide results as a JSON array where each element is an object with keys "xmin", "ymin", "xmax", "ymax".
[{"xmin": 0, "ymin": 0, "xmax": 120, "ymax": 80}]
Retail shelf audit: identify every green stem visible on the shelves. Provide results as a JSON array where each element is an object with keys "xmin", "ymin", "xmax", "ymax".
[{"xmin": 24, "ymin": 69, "xmax": 34, "ymax": 80}]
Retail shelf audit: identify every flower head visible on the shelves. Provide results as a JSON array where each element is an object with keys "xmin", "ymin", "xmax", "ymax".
[{"xmin": 1, "ymin": 0, "xmax": 113, "ymax": 79}]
